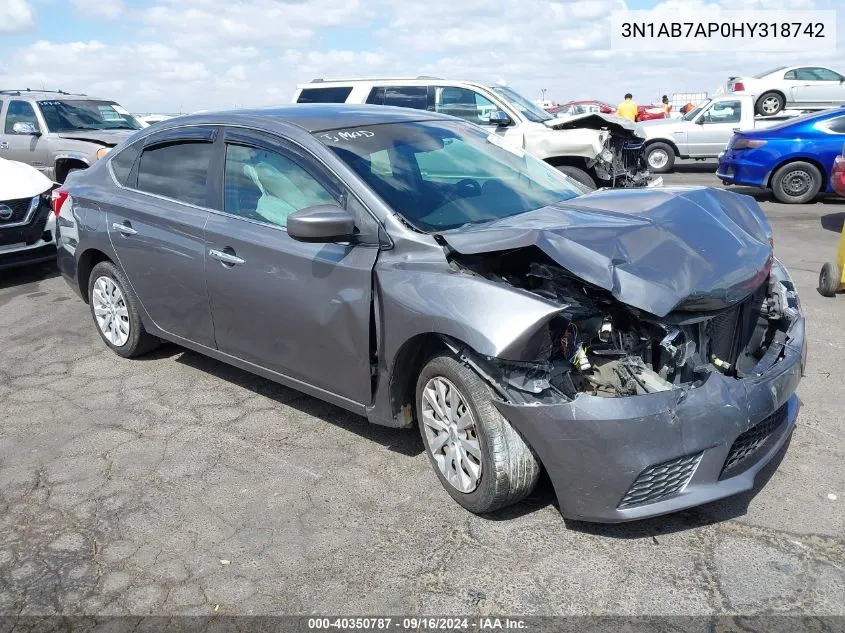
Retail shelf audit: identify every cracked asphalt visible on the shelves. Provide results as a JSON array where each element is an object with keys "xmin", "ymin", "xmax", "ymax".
[{"xmin": 0, "ymin": 164, "xmax": 843, "ymax": 617}]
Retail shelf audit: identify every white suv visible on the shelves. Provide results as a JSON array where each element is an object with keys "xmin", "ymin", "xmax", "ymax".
[{"xmin": 293, "ymin": 77, "xmax": 653, "ymax": 188}]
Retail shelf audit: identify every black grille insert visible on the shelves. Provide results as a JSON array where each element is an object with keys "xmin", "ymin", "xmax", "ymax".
[
  {"xmin": 721, "ymin": 403, "xmax": 789, "ymax": 479},
  {"xmin": 0, "ymin": 197, "xmax": 35, "ymax": 225},
  {"xmin": 618, "ymin": 452, "xmax": 703, "ymax": 509}
]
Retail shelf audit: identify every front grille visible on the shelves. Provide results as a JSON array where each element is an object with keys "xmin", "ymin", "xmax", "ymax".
[
  {"xmin": 0, "ymin": 197, "xmax": 36, "ymax": 226},
  {"xmin": 618, "ymin": 452, "xmax": 703, "ymax": 508},
  {"xmin": 721, "ymin": 403, "xmax": 789, "ymax": 478},
  {"xmin": 622, "ymin": 142, "xmax": 645, "ymax": 171}
]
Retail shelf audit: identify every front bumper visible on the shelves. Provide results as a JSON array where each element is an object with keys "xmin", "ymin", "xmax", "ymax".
[
  {"xmin": 0, "ymin": 203, "xmax": 56, "ymax": 270},
  {"xmin": 716, "ymin": 149, "xmax": 770, "ymax": 188},
  {"xmin": 495, "ymin": 300, "xmax": 805, "ymax": 523}
]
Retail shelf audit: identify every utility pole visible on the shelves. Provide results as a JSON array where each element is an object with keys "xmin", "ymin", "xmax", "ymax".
[{"xmin": 541, "ymin": 88, "xmax": 547, "ymax": 102}]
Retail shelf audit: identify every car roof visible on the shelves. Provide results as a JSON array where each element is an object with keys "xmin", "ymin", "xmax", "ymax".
[
  {"xmin": 295, "ymin": 78, "xmax": 493, "ymax": 91},
  {"xmin": 151, "ymin": 103, "xmax": 450, "ymax": 133},
  {"xmin": 0, "ymin": 89, "xmax": 109, "ymax": 101}
]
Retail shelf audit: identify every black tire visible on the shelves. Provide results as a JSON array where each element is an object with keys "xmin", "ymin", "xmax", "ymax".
[
  {"xmin": 644, "ymin": 142, "xmax": 676, "ymax": 174},
  {"xmin": 554, "ymin": 165, "xmax": 596, "ymax": 190},
  {"xmin": 756, "ymin": 91, "xmax": 785, "ymax": 116},
  {"xmin": 771, "ymin": 161, "xmax": 822, "ymax": 204},
  {"xmin": 416, "ymin": 353, "xmax": 540, "ymax": 514},
  {"xmin": 818, "ymin": 262, "xmax": 841, "ymax": 297},
  {"xmin": 87, "ymin": 261, "xmax": 159, "ymax": 358}
]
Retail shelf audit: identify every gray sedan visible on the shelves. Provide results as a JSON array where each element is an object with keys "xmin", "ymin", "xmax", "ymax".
[{"xmin": 54, "ymin": 104, "xmax": 806, "ymax": 522}]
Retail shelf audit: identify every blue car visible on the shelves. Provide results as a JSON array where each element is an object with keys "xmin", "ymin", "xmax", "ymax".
[{"xmin": 718, "ymin": 107, "xmax": 845, "ymax": 204}]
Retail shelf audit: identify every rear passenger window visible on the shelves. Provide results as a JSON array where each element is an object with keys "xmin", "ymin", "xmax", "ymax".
[
  {"xmin": 110, "ymin": 142, "xmax": 142, "ymax": 186},
  {"xmin": 135, "ymin": 141, "xmax": 212, "ymax": 206},
  {"xmin": 826, "ymin": 116, "xmax": 845, "ymax": 134},
  {"xmin": 296, "ymin": 87, "xmax": 353, "ymax": 103},
  {"xmin": 378, "ymin": 86, "xmax": 430, "ymax": 110}
]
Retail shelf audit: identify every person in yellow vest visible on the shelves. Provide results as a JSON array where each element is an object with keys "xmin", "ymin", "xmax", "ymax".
[{"xmin": 616, "ymin": 93, "xmax": 638, "ymax": 121}]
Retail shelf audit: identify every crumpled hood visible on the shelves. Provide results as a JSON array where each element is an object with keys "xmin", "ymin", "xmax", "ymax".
[
  {"xmin": 57, "ymin": 129, "xmax": 136, "ymax": 146},
  {"xmin": 0, "ymin": 157, "xmax": 54, "ymax": 199},
  {"xmin": 545, "ymin": 113, "xmax": 645, "ymax": 139},
  {"xmin": 440, "ymin": 187, "xmax": 773, "ymax": 317}
]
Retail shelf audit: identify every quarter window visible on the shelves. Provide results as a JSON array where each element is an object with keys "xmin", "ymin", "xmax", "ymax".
[
  {"xmin": 135, "ymin": 141, "xmax": 212, "ymax": 206},
  {"xmin": 825, "ymin": 116, "xmax": 845, "ymax": 134},
  {"xmin": 223, "ymin": 144, "xmax": 336, "ymax": 228},
  {"xmin": 110, "ymin": 142, "xmax": 142, "ymax": 186},
  {"xmin": 296, "ymin": 87, "xmax": 353, "ymax": 103},
  {"xmin": 4, "ymin": 100, "xmax": 39, "ymax": 134}
]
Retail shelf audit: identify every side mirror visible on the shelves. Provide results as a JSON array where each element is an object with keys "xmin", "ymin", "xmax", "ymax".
[
  {"xmin": 12, "ymin": 121, "xmax": 40, "ymax": 135},
  {"xmin": 287, "ymin": 204, "xmax": 355, "ymax": 243},
  {"xmin": 487, "ymin": 111, "xmax": 512, "ymax": 127},
  {"xmin": 695, "ymin": 117, "xmax": 705, "ymax": 125}
]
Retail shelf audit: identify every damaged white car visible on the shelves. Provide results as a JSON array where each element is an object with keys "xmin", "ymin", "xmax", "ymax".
[{"xmin": 0, "ymin": 157, "xmax": 57, "ymax": 270}]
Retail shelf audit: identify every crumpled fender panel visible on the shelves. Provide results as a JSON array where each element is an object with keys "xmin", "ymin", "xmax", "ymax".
[
  {"xmin": 525, "ymin": 126, "xmax": 606, "ymax": 161},
  {"xmin": 440, "ymin": 186, "xmax": 773, "ymax": 317}
]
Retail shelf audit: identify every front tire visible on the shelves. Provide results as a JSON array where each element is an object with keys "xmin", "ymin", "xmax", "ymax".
[
  {"xmin": 416, "ymin": 354, "xmax": 540, "ymax": 514},
  {"xmin": 756, "ymin": 92, "xmax": 785, "ymax": 116},
  {"xmin": 771, "ymin": 161, "xmax": 822, "ymax": 204},
  {"xmin": 554, "ymin": 165, "xmax": 596, "ymax": 190},
  {"xmin": 88, "ymin": 261, "xmax": 159, "ymax": 358},
  {"xmin": 645, "ymin": 142, "xmax": 676, "ymax": 174}
]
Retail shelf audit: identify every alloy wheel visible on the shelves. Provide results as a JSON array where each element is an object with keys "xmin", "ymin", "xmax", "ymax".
[
  {"xmin": 421, "ymin": 376, "xmax": 482, "ymax": 493},
  {"xmin": 648, "ymin": 149, "xmax": 669, "ymax": 170},
  {"xmin": 761, "ymin": 96, "xmax": 781, "ymax": 114},
  {"xmin": 92, "ymin": 276, "xmax": 130, "ymax": 347}
]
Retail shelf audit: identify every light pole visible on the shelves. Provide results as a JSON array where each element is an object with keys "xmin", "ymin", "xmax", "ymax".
[{"xmin": 541, "ymin": 88, "xmax": 547, "ymax": 102}]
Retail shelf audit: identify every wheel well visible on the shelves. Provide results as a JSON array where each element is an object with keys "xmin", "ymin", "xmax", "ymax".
[
  {"xmin": 544, "ymin": 156, "xmax": 591, "ymax": 170},
  {"xmin": 76, "ymin": 249, "xmax": 112, "ymax": 303},
  {"xmin": 766, "ymin": 157, "xmax": 828, "ymax": 190},
  {"xmin": 645, "ymin": 139, "xmax": 680, "ymax": 157},
  {"xmin": 55, "ymin": 159, "xmax": 88, "ymax": 184},
  {"xmin": 389, "ymin": 333, "xmax": 451, "ymax": 427}
]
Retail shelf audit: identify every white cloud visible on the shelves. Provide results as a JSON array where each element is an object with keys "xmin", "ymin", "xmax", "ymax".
[
  {"xmin": 0, "ymin": 0, "xmax": 843, "ymax": 112},
  {"xmin": 0, "ymin": 0, "xmax": 35, "ymax": 33},
  {"xmin": 70, "ymin": 0, "xmax": 124, "ymax": 19}
]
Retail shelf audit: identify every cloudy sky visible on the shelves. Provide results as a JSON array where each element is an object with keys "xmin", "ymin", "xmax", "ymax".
[{"xmin": 0, "ymin": 0, "xmax": 842, "ymax": 113}]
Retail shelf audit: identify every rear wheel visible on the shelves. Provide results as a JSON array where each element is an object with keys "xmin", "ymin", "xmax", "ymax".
[
  {"xmin": 771, "ymin": 161, "xmax": 822, "ymax": 204},
  {"xmin": 554, "ymin": 165, "xmax": 596, "ymax": 190},
  {"xmin": 818, "ymin": 262, "xmax": 841, "ymax": 297},
  {"xmin": 645, "ymin": 142, "xmax": 676, "ymax": 173},
  {"xmin": 88, "ymin": 261, "xmax": 159, "ymax": 358},
  {"xmin": 416, "ymin": 354, "xmax": 540, "ymax": 514},
  {"xmin": 756, "ymin": 92, "xmax": 785, "ymax": 116}
]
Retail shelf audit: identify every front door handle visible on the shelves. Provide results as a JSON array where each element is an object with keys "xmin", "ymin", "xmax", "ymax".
[
  {"xmin": 209, "ymin": 248, "xmax": 245, "ymax": 266},
  {"xmin": 0, "ymin": 142, "xmax": 9, "ymax": 150},
  {"xmin": 112, "ymin": 222, "xmax": 137, "ymax": 235}
]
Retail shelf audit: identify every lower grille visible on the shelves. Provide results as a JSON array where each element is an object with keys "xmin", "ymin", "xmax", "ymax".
[
  {"xmin": 618, "ymin": 452, "xmax": 703, "ymax": 508},
  {"xmin": 0, "ymin": 197, "xmax": 36, "ymax": 226},
  {"xmin": 721, "ymin": 403, "xmax": 788, "ymax": 478}
]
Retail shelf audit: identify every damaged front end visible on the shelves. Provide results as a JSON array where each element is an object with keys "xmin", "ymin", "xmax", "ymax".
[
  {"xmin": 545, "ymin": 113, "xmax": 652, "ymax": 188},
  {"xmin": 435, "ymin": 187, "xmax": 805, "ymax": 521}
]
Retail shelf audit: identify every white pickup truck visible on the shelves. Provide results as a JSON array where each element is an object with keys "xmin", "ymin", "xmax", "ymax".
[{"xmin": 638, "ymin": 94, "xmax": 802, "ymax": 173}]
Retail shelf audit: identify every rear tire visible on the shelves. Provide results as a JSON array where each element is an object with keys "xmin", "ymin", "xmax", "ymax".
[
  {"xmin": 554, "ymin": 165, "xmax": 596, "ymax": 190},
  {"xmin": 88, "ymin": 261, "xmax": 159, "ymax": 358},
  {"xmin": 771, "ymin": 161, "xmax": 822, "ymax": 204},
  {"xmin": 818, "ymin": 262, "xmax": 841, "ymax": 297},
  {"xmin": 416, "ymin": 353, "xmax": 540, "ymax": 514},
  {"xmin": 645, "ymin": 142, "xmax": 676, "ymax": 174},
  {"xmin": 756, "ymin": 92, "xmax": 785, "ymax": 116}
]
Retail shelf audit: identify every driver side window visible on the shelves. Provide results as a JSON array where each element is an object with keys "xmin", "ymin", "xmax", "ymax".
[
  {"xmin": 434, "ymin": 87, "xmax": 496, "ymax": 126},
  {"xmin": 701, "ymin": 100, "xmax": 741, "ymax": 124}
]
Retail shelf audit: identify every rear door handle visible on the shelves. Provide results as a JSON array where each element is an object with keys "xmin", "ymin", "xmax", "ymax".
[
  {"xmin": 209, "ymin": 248, "xmax": 245, "ymax": 265},
  {"xmin": 112, "ymin": 222, "xmax": 137, "ymax": 235}
]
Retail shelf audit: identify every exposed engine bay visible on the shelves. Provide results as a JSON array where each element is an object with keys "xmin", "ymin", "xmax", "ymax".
[
  {"xmin": 591, "ymin": 137, "xmax": 651, "ymax": 188},
  {"xmin": 449, "ymin": 249, "xmax": 800, "ymax": 401}
]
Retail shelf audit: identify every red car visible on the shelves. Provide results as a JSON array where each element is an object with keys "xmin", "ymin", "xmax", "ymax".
[
  {"xmin": 549, "ymin": 100, "xmax": 668, "ymax": 121},
  {"xmin": 832, "ymin": 149, "xmax": 845, "ymax": 197}
]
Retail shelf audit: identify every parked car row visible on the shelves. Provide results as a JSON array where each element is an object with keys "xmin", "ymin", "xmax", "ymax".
[{"xmin": 548, "ymin": 100, "xmax": 668, "ymax": 122}]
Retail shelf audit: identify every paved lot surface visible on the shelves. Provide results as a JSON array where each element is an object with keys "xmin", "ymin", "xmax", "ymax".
[{"xmin": 1, "ymin": 164, "xmax": 844, "ymax": 616}]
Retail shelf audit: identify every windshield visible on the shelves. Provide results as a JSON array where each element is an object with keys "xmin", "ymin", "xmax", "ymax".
[
  {"xmin": 489, "ymin": 86, "xmax": 553, "ymax": 123},
  {"xmin": 752, "ymin": 66, "xmax": 786, "ymax": 79},
  {"xmin": 316, "ymin": 120, "xmax": 586, "ymax": 232},
  {"xmin": 682, "ymin": 100, "xmax": 710, "ymax": 121},
  {"xmin": 38, "ymin": 100, "xmax": 143, "ymax": 132}
]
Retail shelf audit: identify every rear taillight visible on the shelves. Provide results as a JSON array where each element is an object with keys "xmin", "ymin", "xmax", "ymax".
[
  {"xmin": 731, "ymin": 81, "xmax": 745, "ymax": 92},
  {"xmin": 832, "ymin": 156, "xmax": 845, "ymax": 196},
  {"xmin": 731, "ymin": 138, "xmax": 767, "ymax": 150},
  {"xmin": 51, "ymin": 188, "xmax": 69, "ymax": 217}
]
